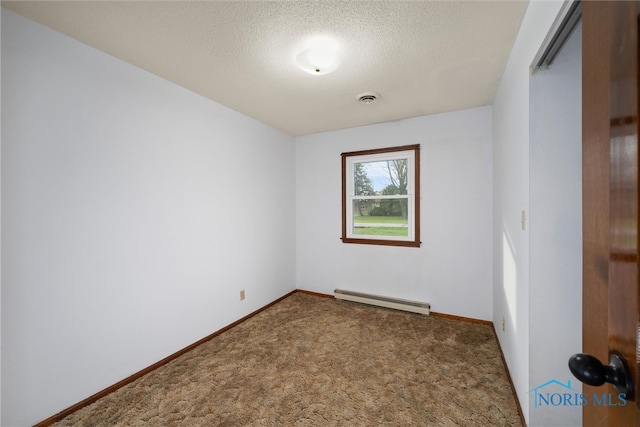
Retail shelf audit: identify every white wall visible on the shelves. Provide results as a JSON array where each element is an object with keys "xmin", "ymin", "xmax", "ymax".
[
  {"xmin": 529, "ymin": 22, "xmax": 582, "ymax": 427},
  {"xmin": 1, "ymin": 10, "xmax": 295, "ymax": 426},
  {"xmin": 492, "ymin": 1, "xmax": 564, "ymax": 424},
  {"xmin": 296, "ymin": 107, "xmax": 493, "ymax": 321}
]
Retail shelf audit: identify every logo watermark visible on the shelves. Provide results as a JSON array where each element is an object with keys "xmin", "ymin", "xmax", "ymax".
[{"xmin": 529, "ymin": 379, "xmax": 626, "ymax": 408}]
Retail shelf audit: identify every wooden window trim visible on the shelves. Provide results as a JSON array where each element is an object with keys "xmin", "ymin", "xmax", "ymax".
[{"xmin": 341, "ymin": 144, "xmax": 420, "ymax": 248}]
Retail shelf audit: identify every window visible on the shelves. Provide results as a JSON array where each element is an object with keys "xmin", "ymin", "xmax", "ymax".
[{"xmin": 341, "ymin": 144, "xmax": 420, "ymax": 247}]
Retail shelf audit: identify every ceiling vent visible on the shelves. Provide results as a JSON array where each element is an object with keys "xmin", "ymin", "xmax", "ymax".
[{"xmin": 357, "ymin": 92, "xmax": 380, "ymax": 105}]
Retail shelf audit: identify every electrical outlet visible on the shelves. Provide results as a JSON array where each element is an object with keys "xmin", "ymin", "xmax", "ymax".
[
  {"xmin": 240, "ymin": 290, "xmax": 245, "ymax": 301},
  {"xmin": 502, "ymin": 317, "xmax": 505, "ymax": 332}
]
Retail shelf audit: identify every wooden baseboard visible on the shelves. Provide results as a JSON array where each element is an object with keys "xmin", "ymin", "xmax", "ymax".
[
  {"xmin": 430, "ymin": 311, "xmax": 493, "ymax": 326},
  {"xmin": 296, "ymin": 289, "xmax": 334, "ymax": 298},
  {"xmin": 299, "ymin": 290, "xmax": 493, "ymax": 326},
  {"xmin": 34, "ymin": 289, "xmax": 297, "ymax": 427},
  {"xmin": 490, "ymin": 326, "xmax": 526, "ymax": 427}
]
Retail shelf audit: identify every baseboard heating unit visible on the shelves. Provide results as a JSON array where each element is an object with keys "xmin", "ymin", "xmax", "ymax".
[{"xmin": 334, "ymin": 289, "xmax": 430, "ymax": 316}]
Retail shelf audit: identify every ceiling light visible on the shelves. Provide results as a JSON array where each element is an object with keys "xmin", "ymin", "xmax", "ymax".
[
  {"xmin": 295, "ymin": 36, "xmax": 340, "ymax": 75},
  {"xmin": 357, "ymin": 92, "xmax": 380, "ymax": 104}
]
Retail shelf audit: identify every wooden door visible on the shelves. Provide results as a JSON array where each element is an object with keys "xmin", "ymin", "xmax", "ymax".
[{"xmin": 582, "ymin": 1, "xmax": 640, "ymax": 426}]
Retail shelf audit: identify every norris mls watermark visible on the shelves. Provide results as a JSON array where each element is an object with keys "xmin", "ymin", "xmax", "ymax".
[{"xmin": 529, "ymin": 379, "xmax": 627, "ymax": 409}]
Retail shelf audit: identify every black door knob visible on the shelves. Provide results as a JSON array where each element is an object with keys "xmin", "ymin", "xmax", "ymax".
[{"xmin": 568, "ymin": 352, "xmax": 634, "ymax": 400}]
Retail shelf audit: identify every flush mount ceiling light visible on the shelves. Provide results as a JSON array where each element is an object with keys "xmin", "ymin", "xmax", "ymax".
[
  {"xmin": 295, "ymin": 36, "xmax": 340, "ymax": 75},
  {"xmin": 357, "ymin": 92, "xmax": 381, "ymax": 105}
]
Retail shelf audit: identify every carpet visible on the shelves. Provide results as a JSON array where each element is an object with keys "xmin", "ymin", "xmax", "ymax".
[{"xmin": 53, "ymin": 292, "xmax": 521, "ymax": 426}]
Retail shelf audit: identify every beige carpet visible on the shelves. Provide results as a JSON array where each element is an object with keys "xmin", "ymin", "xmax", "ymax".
[{"xmin": 54, "ymin": 293, "xmax": 521, "ymax": 426}]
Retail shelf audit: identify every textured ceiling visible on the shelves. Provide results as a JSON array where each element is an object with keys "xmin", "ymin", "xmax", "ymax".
[{"xmin": 2, "ymin": 1, "xmax": 529, "ymax": 136}]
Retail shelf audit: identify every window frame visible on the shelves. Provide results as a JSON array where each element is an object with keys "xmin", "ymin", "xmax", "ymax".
[{"xmin": 341, "ymin": 144, "xmax": 420, "ymax": 247}]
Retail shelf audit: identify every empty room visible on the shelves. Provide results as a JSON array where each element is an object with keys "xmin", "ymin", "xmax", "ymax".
[{"xmin": 2, "ymin": 1, "xmax": 638, "ymax": 426}]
